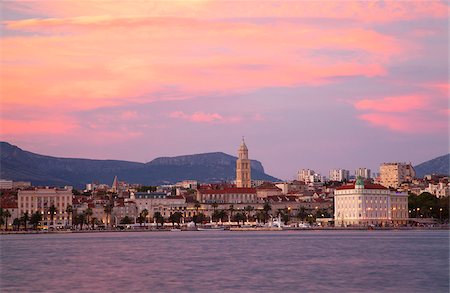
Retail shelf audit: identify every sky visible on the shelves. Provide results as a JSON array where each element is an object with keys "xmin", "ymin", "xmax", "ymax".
[{"xmin": 1, "ymin": 0, "xmax": 449, "ymax": 180}]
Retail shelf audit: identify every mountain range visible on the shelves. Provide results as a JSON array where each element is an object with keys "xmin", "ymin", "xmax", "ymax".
[
  {"xmin": 0, "ymin": 142, "xmax": 279, "ymax": 188},
  {"xmin": 414, "ymin": 154, "xmax": 450, "ymax": 178}
]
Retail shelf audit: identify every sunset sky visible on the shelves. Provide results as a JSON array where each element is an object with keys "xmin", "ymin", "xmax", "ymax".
[{"xmin": 1, "ymin": 1, "xmax": 449, "ymax": 180}]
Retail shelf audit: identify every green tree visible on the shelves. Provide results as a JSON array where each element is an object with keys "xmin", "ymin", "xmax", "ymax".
[
  {"xmin": 228, "ymin": 204, "xmax": 235, "ymax": 222},
  {"xmin": 140, "ymin": 209, "xmax": 149, "ymax": 227},
  {"xmin": 194, "ymin": 202, "xmax": 201, "ymax": 214},
  {"xmin": 49, "ymin": 204, "xmax": 58, "ymax": 226},
  {"xmin": 233, "ymin": 212, "xmax": 245, "ymax": 226},
  {"xmin": 66, "ymin": 205, "xmax": 74, "ymax": 228},
  {"xmin": 263, "ymin": 202, "xmax": 272, "ymax": 223},
  {"xmin": 21, "ymin": 212, "xmax": 30, "ymax": 230},
  {"xmin": 0, "ymin": 208, "xmax": 4, "ymax": 228},
  {"xmin": 3, "ymin": 209, "xmax": 11, "ymax": 231},
  {"xmin": 12, "ymin": 218, "xmax": 20, "ymax": 231},
  {"xmin": 169, "ymin": 212, "xmax": 183, "ymax": 227},
  {"xmin": 193, "ymin": 213, "xmax": 206, "ymax": 226},
  {"xmin": 120, "ymin": 216, "xmax": 133, "ymax": 224},
  {"xmin": 297, "ymin": 207, "xmax": 308, "ymax": 221},
  {"xmin": 104, "ymin": 204, "xmax": 113, "ymax": 228},
  {"xmin": 30, "ymin": 212, "xmax": 43, "ymax": 230},
  {"xmin": 75, "ymin": 213, "xmax": 86, "ymax": 230},
  {"xmin": 153, "ymin": 211, "xmax": 164, "ymax": 228},
  {"xmin": 211, "ymin": 202, "xmax": 219, "ymax": 211},
  {"xmin": 85, "ymin": 208, "xmax": 93, "ymax": 228},
  {"xmin": 244, "ymin": 205, "xmax": 254, "ymax": 223}
]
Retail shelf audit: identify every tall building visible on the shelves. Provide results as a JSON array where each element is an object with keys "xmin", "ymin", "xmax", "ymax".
[
  {"xmin": 329, "ymin": 169, "xmax": 350, "ymax": 182},
  {"xmin": 380, "ymin": 162, "xmax": 415, "ymax": 188},
  {"xmin": 355, "ymin": 168, "xmax": 371, "ymax": 179},
  {"xmin": 236, "ymin": 138, "xmax": 251, "ymax": 188},
  {"xmin": 334, "ymin": 178, "xmax": 408, "ymax": 227},
  {"xmin": 297, "ymin": 169, "xmax": 316, "ymax": 183}
]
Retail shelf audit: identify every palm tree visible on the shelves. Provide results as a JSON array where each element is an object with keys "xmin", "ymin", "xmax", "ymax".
[
  {"xmin": 48, "ymin": 204, "xmax": 58, "ymax": 228},
  {"xmin": 85, "ymin": 208, "xmax": 93, "ymax": 229},
  {"xmin": 233, "ymin": 212, "xmax": 245, "ymax": 226},
  {"xmin": 169, "ymin": 212, "xmax": 183, "ymax": 227},
  {"xmin": 228, "ymin": 205, "xmax": 235, "ymax": 222},
  {"xmin": 0, "ymin": 208, "xmax": 4, "ymax": 229},
  {"xmin": 30, "ymin": 212, "xmax": 42, "ymax": 230},
  {"xmin": 211, "ymin": 202, "xmax": 219, "ymax": 212},
  {"xmin": 104, "ymin": 204, "xmax": 113, "ymax": 228},
  {"xmin": 212, "ymin": 210, "xmax": 221, "ymax": 223},
  {"xmin": 194, "ymin": 202, "xmax": 201, "ymax": 214},
  {"xmin": 3, "ymin": 210, "xmax": 11, "ymax": 231},
  {"xmin": 263, "ymin": 202, "xmax": 272, "ymax": 223},
  {"xmin": 140, "ymin": 209, "xmax": 149, "ymax": 227},
  {"xmin": 90, "ymin": 217, "xmax": 97, "ymax": 230},
  {"xmin": 12, "ymin": 218, "xmax": 20, "ymax": 231},
  {"xmin": 21, "ymin": 212, "xmax": 30, "ymax": 230},
  {"xmin": 66, "ymin": 205, "xmax": 73, "ymax": 228},
  {"xmin": 244, "ymin": 205, "xmax": 254, "ymax": 223},
  {"xmin": 153, "ymin": 211, "xmax": 164, "ymax": 228}
]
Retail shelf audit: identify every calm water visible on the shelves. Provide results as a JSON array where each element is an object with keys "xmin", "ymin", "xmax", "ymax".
[{"xmin": 0, "ymin": 230, "xmax": 448, "ymax": 292}]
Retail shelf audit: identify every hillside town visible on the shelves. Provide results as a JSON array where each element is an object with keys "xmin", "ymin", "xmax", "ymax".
[{"xmin": 0, "ymin": 139, "xmax": 448, "ymax": 232}]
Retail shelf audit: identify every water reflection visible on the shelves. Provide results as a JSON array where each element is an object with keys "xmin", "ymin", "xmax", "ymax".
[{"xmin": 1, "ymin": 231, "xmax": 448, "ymax": 292}]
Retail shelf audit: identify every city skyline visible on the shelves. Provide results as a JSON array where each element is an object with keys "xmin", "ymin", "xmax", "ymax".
[{"xmin": 1, "ymin": 1, "xmax": 449, "ymax": 180}]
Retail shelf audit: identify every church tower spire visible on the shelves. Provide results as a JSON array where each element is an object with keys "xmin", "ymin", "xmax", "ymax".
[{"xmin": 236, "ymin": 137, "xmax": 251, "ymax": 188}]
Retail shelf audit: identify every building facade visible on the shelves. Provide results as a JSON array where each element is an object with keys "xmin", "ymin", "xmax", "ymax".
[
  {"xmin": 355, "ymin": 168, "xmax": 371, "ymax": 179},
  {"xmin": 236, "ymin": 138, "xmax": 251, "ymax": 188},
  {"xmin": 334, "ymin": 178, "xmax": 408, "ymax": 227},
  {"xmin": 380, "ymin": 162, "xmax": 416, "ymax": 188},
  {"xmin": 18, "ymin": 187, "xmax": 73, "ymax": 228},
  {"xmin": 329, "ymin": 169, "xmax": 350, "ymax": 182}
]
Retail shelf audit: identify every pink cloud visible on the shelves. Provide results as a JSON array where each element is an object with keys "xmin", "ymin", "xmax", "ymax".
[
  {"xmin": 355, "ymin": 95, "xmax": 448, "ymax": 133},
  {"xmin": 169, "ymin": 111, "xmax": 241, "ymax": 123},
  {"xmin": 355, "ymin": 95, "xmax": 426, "ymax": 113},
  {"xmin": 357, "ymin": 113, "xmax": 446, "ymax": 133}
]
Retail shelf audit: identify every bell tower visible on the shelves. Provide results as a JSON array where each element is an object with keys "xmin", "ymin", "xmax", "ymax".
[{"xmin": 236, "ymin": 137, "xmax": 251, "ymax": 188}]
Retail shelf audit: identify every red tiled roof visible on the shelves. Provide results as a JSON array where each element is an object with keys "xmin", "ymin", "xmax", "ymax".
[
  {"xmin": 199, "ymin": 188, "xmax": 256, "ymax": 194},
  {"xmin": 336, "ymin": 183, "xmax": 387, "ymax": 190},
  {"xmin": 267, "ymin": 195, "xmax": 299, "ymax": 202}
]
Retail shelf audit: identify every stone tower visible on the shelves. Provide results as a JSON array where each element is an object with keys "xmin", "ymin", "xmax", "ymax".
[{"xmin": 236, "ymin": 138, "xmax": 251, "ymax": 188}]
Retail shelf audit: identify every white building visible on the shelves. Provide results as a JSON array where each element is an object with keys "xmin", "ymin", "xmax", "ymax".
[
  {"xmin": 424, "ymin": 182, "xmax": 450, "ymax": 198},
  {"xmin": 18, "ymin": 187, "xmax": 73, "ymax": 228},
  {"xmin": 334, "ymin": 178, "xmax": 408, "ymax": 227},
  {"xmin": 355, "ymin": 168, "xmax": 371, "ymax": 179},
  {"xmin": 329, "ymin": 169, "xmax": 350, "ymax": 182}
]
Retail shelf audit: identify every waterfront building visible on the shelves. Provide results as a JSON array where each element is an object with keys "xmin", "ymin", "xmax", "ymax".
[
  {"xmin": 131, "ymin": 191, "xmax": 186, "ymax": 219},
  {"xmin": 334, "ymin": 178, "xmax": 408, "ymax": 227},
  {"xmin": 236, "ymin": 138, "xmax": 251, "ymax": 188},
  {"xmin": 196, "ymin": 187, "xmax": 258, "ymax": 204},
  {"xmin": 17, "ymin": 187, "xmax": 73, "ymax": 228},
  {"xmin": 355, "ymin": 168, "xmax": 371, "ymax": 179},
  {"xmin": 112, "ymin": 199, "xmax": 138, "ymax": 225},
  {"xmin": 329, "ymin": 169, "xmax": 350, "ymax": 182},
  {"xmin": 380, "ymin": 162, "xmax": 415, "ymax": 188},
  {"xmin": 256, "ymin": 182, "xmax": 282, "ymax": 199}
]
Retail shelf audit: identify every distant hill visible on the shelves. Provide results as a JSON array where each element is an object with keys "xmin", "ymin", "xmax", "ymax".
[
  {"xmin": 414, "ymin": 154, "xmax": 450, "ymax": 178},
  {"xmin": 0, "ymin": 142, "xmax": 279, "ymax": 188}
]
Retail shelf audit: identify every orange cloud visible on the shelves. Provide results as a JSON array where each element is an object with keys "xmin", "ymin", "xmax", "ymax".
[{"xmin": 355, "ymin": 96, "xmax": 426, "ymax": 113}]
